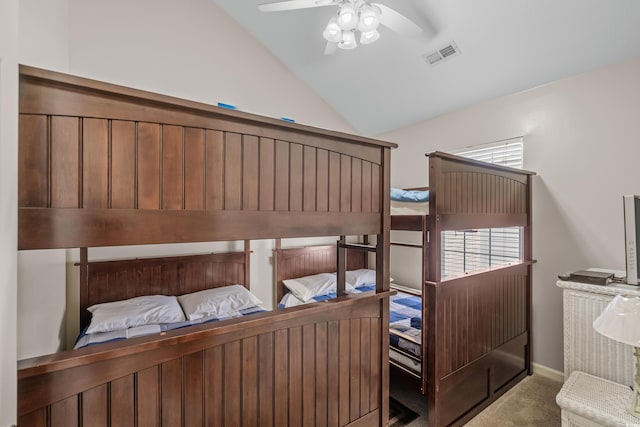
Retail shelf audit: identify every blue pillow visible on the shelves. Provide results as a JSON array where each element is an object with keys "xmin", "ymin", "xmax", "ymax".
[{"xmin": 390, "ymin": 188, "xmax": 429, "ymax": 203}]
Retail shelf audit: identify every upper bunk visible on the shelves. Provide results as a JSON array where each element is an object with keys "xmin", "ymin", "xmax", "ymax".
[
  {"xmin": 390, "ymin": 151, "xmax": 535, "ymax": 232},
  {"xmin": 17, "ymin": 65, "xmax": 396, "ymax": 250}
]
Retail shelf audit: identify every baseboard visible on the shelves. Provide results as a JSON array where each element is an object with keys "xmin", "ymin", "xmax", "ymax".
[{"xmin": 532, "ymin": 362, "xmax": 564, "ymax": 382}]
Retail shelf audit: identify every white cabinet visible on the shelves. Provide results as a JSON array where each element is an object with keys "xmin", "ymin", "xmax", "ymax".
[{"xmin": 557, "ymin": 279, "xmax": 640, "ymax": 386}]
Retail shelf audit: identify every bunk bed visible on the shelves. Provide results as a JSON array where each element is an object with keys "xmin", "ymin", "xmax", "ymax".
[
  {"xmin": 272, "ymin": 154, "xmax": 535, "ymax": 427},
  {"xmin": 391, "ymin": 153, "xmax": 535, "ymax": 427},
  {"xmin": 16, "ymin": 65, "xmax": 395, "ymax": 427}
]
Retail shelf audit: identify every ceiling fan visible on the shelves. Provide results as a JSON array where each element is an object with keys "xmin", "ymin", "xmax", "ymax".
[{"xmin": 258, "ymin": 0, "xmax": 423, "ymax": 54}]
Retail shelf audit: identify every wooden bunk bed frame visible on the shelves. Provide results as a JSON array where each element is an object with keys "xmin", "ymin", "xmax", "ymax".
[
  {"xmin": 16, "ymin": 65, "xmax": 395, "ymax": 427},
  {"xmin": 391, "ymin": 153, "xmax": 535, "ymax": 427},
  {"xmin": 270, "ymin": 154, "xmax": 535, "ymax": 427}
]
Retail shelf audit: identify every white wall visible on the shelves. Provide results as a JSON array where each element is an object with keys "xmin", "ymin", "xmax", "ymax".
[
  {"xmin": 17, "ymin": 0, "xmax": 70, "ymax": 360},
  {"xmin": 0, "ymin": 0, "xmax": 18, "ymax": 422},
  {"xmin": 68, "ymin": 0, "xmax": 356, "ymax": 134},
  {"xmin": 18, "ymin": 0, "xmax": 359, "ymax": 357},
  {"xmin": 380, "ymin": 57, "xmax": 640, "ymax": 371}
]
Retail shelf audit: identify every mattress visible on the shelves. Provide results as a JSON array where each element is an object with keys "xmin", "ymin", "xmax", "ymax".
[
  {"xmin": 391, "ymin": 200, "xmax": 429, "ymax": 216},
  {"xmin": 75, "ymin": 305, "xmax": 266, "ymax": 349},
  {"xmin": 390, "ymin": 348, "xmax": 421, "ymax": 374}
]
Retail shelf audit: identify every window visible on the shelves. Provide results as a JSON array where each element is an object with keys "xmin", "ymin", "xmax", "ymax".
[{"xmin": 441, "ymin": 137, "xmax": 524, "ymax": 278}]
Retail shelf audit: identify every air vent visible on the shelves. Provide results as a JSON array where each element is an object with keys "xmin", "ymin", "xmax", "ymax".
[{"xmin": 423, "ymin": 41, "xmax": 461, "ymax": 66}]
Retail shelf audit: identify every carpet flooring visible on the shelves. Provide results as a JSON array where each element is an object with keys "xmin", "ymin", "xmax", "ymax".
[{"xmin": 389, "ymin": 374, "xmax": 563, "ymax": 426}]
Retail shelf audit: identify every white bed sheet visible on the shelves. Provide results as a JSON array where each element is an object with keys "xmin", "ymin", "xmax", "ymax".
[{"xmin": 391, "ymin": 200, "xmax": 429, "ymax": 216}]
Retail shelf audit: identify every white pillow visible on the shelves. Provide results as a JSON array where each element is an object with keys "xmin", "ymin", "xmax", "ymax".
[
  {"xmin": 282, "ymin": 272, "xmax": 355, "ymax": 302},
  {"xmin": 178, "ymin": 284, "xmax": 263, "ymax": 321},
  {"xmin": 86, "ymin": 295, "xmax": 185, "ymax": 334},
  {"xmin": 345, "ymin": 269, "xmax": 394, "ymax": 288}
]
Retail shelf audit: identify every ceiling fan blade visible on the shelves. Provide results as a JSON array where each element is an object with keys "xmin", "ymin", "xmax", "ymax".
[
  {"xmin": 372, "ymin": 3, "xmax": 423, "ymax": 37},
  {"xmin": 324, "ymin": 42, "xmax": 338, "ymax": 55},
  {"xmin": 258, "ymin": 0, "xmax": 335, "ymax": 12}
]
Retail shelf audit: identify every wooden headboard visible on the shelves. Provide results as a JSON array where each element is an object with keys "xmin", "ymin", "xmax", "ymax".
[
  {"xmin": 274, "ymin": 243, "xmax": 368, "ymax": 304},
  {"xmin": 18, "ymin": 65, "xmax": 396, "ymax": 250},
  {"xmin": 80, "ymin": 249, "xmax": 250, "ymax": 328}
]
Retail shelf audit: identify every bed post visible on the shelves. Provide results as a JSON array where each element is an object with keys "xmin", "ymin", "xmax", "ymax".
[
  {"xmin": 377, "ymin": 147, "xmax": 391, "ymax": 426},
  {"xmin": 426, "ymin": 153, "xmax": 442, "ymax": 425},
  {"xmin": 79, "ymin": 248, "xmax": 89, "ymax": 329},
  {"xmin": 244, "ymin": 240, "xmax": 251, "ymax": 290},
  {"xmin": 337, "ymin": 235, "xmax": 347, "ymax": 297},
  {"xmin": 525, "ymin": 174, "xmax": 534, "ymax": 375}
]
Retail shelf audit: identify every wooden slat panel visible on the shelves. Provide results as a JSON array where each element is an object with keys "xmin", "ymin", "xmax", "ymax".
[
  {"xmin": 289, "ymin": 326, "xmax": 303, "ymax": 426},
  {"xmin": 350, "ymin": 319, "xmax": 361, "ymax": 421},
  {"xmin": 289, "ymin": 143, "xmax": 303, "ymax": 212},
  {"xmin": 274, "ymin": 140, "xmax": 290, "ymax": 211},
  {"xmin": 437, "ymin": 268, "xmax": 529, "ymax": 376},
  {"xmin": 351, "ymin": 158, "xmax": 362, "ymax": 213},
  {"xmin": 302, "ymin": 324, "xmax": 316, "ymax": 426},
  {"xmin": 205, "ymin": 346, "xmax": 224, "ymax": 427},
  {"xmin": 303, "ymin": 146, "xmax": 317, "ymax": 211},
  {"xmin": 184, "ymin": 127, "xmax": 205, "ymax": 210},
  {"xmin": 316, "ymin": 322, "xmax": 328, "ymax": 427},
  {"xmin": 316, "ymin": 149, "xmax": 329, "ymax": 212},
  {"xmin": 110, "ymin": 120, "xmax": 135, "ymax": 209},
  {"xmin": 18, "ymin": 408, "xmax": 47, "ymax": 427},
  {"xmin": 224, "ymin": 341, "xmax": 242, "ymax": 426},
  {"xmin": 328, "ymin": 320, "xmax": 340, "ymax": 427},
  {"xmin": 259, "ymin": 138, "xmax": 275, "ymax": 211},
  {"xmin": 50, "ymin": 116, "xmax": 79, "ymax": 208},
  {"xmin": 161, "ymin": 359, "xmax": 182, "ymax": 426},
  {"xmin": 369, "ymin": 318, "xmax": 380, "ymax": 411},
  {"xmin": 205, "ymin": 130, "xmax": 224, "ymax": 210},
  {"xmin": 258, "ymin": 333, "xmax": 274, "ymax": 427},
  {"xmin": 162, "ymin": 125, "xmax": 184, "ymax": 210},
  {"xmin": 360, "ymin": 318, "xmax": 370, "ymax": 415},
  {"xmin": 137, "ymin": 122, "xmax": 161, "ymax": 209},
  {"xmin": 82, "ymin": 118, "xmax": 109, "ymax": 208},
  {"xmin": 340, "ymin": 154, "xmax": 352, "ymax": 212},
  {"xmin": 82, "ymin": 384, "xmax": 108, "ymax": 427},
  {"xmin": 371, "ymin": 164, "xmax": 380, "ymax": 213},
  {"xmin": 50, "ymin": 395, "xmax": 78, "ymax": 427},
  {"xmin": 137, "ymin": 366, "xmax": 160, "ymax": 427},
  {"xmin": 242, "ymin": 337, "xmax": 259, "ymax": 427},
  {"xmin": 274, "ymin": 329, "xmax": 289, "ymax": 427},
  {"xmin": 19, "ymin": 114, "xmax": 48, "ymax": 207},
  {"xmin": 184, "ymin": 351, "xmax": 204, "ymax": 427},
  {"xmin": 224, "ymin": 132, "xmax": 242, "ymax": 210},
  {"xmin": 110, "ymin": 374, "xmax": 134, "ymax": 427},
  {"xmin": 339, "ymin": 319, "xmax": 350, "ymax": 426},
  {"xmin": 361, "ymin": 161, "xmax": 372, "ymax": 213},
  {"xmin": 328, "ymin": 152, "xmax": 340, "ymax": 212},
  {"xmin": 243, "ymin": 135, "xmax": 259, "ymax": 211}
]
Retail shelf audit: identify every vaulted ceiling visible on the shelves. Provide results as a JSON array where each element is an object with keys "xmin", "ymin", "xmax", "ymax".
[{"xmin": 215, "ymin": 0, "xmax": 640, "ymax": 136}]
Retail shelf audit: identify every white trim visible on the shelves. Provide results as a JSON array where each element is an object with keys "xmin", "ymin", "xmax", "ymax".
[{"xmin": 533, "ymin": 362, "xmax": 564, "ymax": 382}]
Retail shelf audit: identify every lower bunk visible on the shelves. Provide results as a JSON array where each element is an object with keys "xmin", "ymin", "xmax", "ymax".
[
  {"xmin": 275, "ymin": 243, "xmax": 532, "ymax": 427},
  {"xmin": 18, "ymin": 247, "xmax": 392, "ymax": 427}
]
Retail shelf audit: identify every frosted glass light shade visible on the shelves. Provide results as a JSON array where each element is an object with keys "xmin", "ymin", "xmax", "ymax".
[
  {"xmin": 593, "ymin": 295, "xmax": 640, "ymax": 346},
  {"xmin": 338, "ymin": 31, "xmax": 357, "ymax": 49},
  {"xmin": 337, "ymin": 4, "xmax": 358, "ymax": 30},
  {"xmin": 360, "ymin": 29, "xmax": 380, "ymax": 45},
  {"xmin": 357, "ymin": 5, "xmax": 380, "ymax": 32},
  {"xmin": 322, "ymin": 17, "xmax": 342, "ymax": 43}
]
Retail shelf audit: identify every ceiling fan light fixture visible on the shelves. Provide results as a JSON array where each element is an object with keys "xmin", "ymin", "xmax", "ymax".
[
  {"xmin": 322, "ymin": 16, "xmax": 342, "ymax": 42},
  {"xmin": 359, "ymin": 29, "xmax": 379, "ymax": 45},
  {"xmin": 338, "ymin": 30, "xmax": 357, "ymax": 49},
  {"xmin": 337, "ymin": 4, "xmax": 359, "ymax": 30},
  {"xmin": 357, "ymin": 5, "xmax": 380, "ymax": 32}
]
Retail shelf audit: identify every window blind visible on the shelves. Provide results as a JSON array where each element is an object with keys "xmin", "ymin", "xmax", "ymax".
[{"xmin": 442, "ymin": 138, "xmax": 524, "ymax": 278}]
